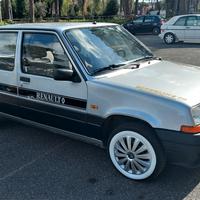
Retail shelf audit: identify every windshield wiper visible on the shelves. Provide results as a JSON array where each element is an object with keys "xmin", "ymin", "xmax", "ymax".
[
  {"xmin": 133, "ymin": 55, "xmax": 157, "ymax": 63},
  {"xmin": 92, "ymin": 63, "xmax": 125, "ymax": 75}
]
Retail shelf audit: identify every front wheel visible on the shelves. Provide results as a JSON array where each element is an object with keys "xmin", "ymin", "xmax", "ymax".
[
  {"xmin": 108, "ymin": 123, "xmax": 166, "ymax": 181},
  {"xmin": 164, "ymin": 33, "xmax": 175, "ymax": 44}
]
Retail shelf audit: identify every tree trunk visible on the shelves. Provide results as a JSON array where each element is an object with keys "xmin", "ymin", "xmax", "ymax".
[
  {"xmin": 4, "ymin": 0, "xmax": 13, "ymax": 20},
  {"xmin": 120, "ymin": 0, "xmax": 123, "ymax": 14},
  {"xmin": 29, "ymin": 0, "xmax": 35, "ymax": 23},
  {"xmin": 122, "ymin": 0, "xmax": 132, "ymax": 17},
  {"xmin": 55, "ymin": 0, "xmax": 60, "ymax": 21},
  {"xmin": 83, "ymin": 0, "xmax": 89, "ymax": 17},
  {"xmin": 0, "ymin": 1, "xmax": 2, "ymax": 22},
  {"xmin": 134, "ymin": 0, "xmax": 139, "ymax": 16}
]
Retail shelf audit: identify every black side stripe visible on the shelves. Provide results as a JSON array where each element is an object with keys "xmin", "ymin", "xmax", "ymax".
[
  {"xmin": 0, "ymin": 83, "xmax": 17, "ymax": 94},
  {"xmin": 0, "ymin": 83, "xmax": 87, "ymax": 109},
  {"xmin": 18, "ymin": 88, "xmax": 87, "ymax": 109}
]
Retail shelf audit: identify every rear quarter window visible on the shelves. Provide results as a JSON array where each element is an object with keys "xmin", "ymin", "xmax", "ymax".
[{"xmin": 174, "ymin": 17, "xmax": 187, "ymax": 26}]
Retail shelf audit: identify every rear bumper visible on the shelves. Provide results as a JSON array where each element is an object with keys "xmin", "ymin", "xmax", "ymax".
[{"xmin": 156, "ymin": 129, "xmax": 200, "ymax": 167}]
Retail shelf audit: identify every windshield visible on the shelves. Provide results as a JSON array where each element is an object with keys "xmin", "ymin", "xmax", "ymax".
[{"xmin": 65, "ymin": 25, "xmax": 153, "ymax": 75}]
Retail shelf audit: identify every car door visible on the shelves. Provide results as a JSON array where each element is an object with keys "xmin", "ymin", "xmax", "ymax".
[
  {"xmin": 169, "ymin": 16, "xmax": 187, "ymax": 41},
  {"xmin": 132, "ymin": 16, "xmax": 145, "ymax": 33},
  {"xmin": 17, "ymin": 31, "xmax": 89, "ymax": 137},
  {"xmin": 0, "ymin": 31, "xmax": 19, "ymax": 115},
  {"xmin": 143, "ymin": 16, "xmax": 153, "ymax": 33},
  {"xmin": 184, "ymin": 16, "xmax": 200, "ymax": 42}
]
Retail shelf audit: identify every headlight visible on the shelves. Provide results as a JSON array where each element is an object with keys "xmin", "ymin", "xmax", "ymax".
[{"xmin": 191, "ymin": 105, "xmax": 200, "ymax": 125}]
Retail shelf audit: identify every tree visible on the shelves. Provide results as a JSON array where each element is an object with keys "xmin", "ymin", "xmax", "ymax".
[
  {"xmin": 55, "ymin": 0, "xmax": 59, "ymax": 20},
  {"xmin": 121, "ymin": 0, "xmax": 132, "ymax": 17},
  {"xmin": 4, "ymin": 0, "xmax": 13, "ymax": 20},
  {"xmin": 134, "ymin": 0, "xmax": 139, "ymax": 16},
  {"xmin": 104, "ymin": 0, "xmax": 119, "ymax": 16},
  {"xmin": 166, "ymin": 0, "xmax": 174, "ymax": 17},
  {"xmin": 61, "ymin": 0, "xmax": 70, "ymax": 16},
  {"xmin": 16, "ymin": 0, "xmax": 26, "ymax": 18},
  {"xmin": 29, "ymin": 0, "xmax": 35, "ymax": 22},
  {"xmin": 35, "ymin": 0, "xmax": 47, "ymax": 20},
  {"xmin": 82, "ymin": 0, "xmax": 89, "ymax": 16}
]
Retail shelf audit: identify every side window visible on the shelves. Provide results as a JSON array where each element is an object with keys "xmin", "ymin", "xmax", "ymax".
[
  {"xmin": 186, "ymin": 16, "xmax": 198, "ymax": 26},
  {"xmin": 197, "ymin": 16, "xmax": 200, "ymax": 26},
  {"xmin": 134, "ymin": 17, "xmax": 144, "ymax": 23},
  {"xmin": 22, "ymin": 33, "xmax": 72, "ymax": 78},
  {"xmin": 144, "ymin": 16, "xmax": 152, "ymax": 23},
  {"xmin": 174, "ymin": 17, "xmax": 187, "ymax": 26},
  {"xmin": 0, "ymin": 32, "xmax": 17, "ymax": 71}
]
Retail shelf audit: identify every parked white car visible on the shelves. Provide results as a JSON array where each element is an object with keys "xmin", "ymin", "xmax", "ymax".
[{"xmin": 159, "ymin": 14, "xmax": 200, "ymax": 44}]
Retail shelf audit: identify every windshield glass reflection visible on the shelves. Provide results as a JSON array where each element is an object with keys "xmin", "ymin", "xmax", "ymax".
[{"xmin": 66, "ymin": 25, "xmax": 153, "ymax": 74}]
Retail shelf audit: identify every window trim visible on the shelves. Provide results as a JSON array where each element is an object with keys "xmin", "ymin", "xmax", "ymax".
[
  {"xmin": 0, "ymin": 31, "xmax": 18, "ymax": 72},
  {"xmin": 21, "ymin": 31, "xmax": 74, "ymax": 78},
  {"xmin": 19, "ymin": 30, "xmax": 84, "ymax": 83}
]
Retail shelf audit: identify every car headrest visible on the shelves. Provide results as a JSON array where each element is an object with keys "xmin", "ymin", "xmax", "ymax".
[{"xmin": 26, "ymin": 45, "xmax": 47, "ymax": 59}]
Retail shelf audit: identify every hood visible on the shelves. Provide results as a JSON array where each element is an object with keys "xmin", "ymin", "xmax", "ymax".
[{"xmin": 95, "ymin": 60, "xmax": 200, "ymax": 107}]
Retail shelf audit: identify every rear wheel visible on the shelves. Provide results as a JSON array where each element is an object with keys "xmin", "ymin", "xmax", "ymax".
[
  {"xmin": 108, "ymin": 122, "xmax": 166, "ymax": 180},
  {"xmin": 164, "ymin": 33, "xmax": 175, "ymax": 44},
  {"xmin": 152, "ymin": 27, "xmax": 160, "ymax": 35}
]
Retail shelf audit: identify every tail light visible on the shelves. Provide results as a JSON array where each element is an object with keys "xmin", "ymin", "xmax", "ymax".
[{"xmin": 160, "ymin": 19, "xmax": 165, "ymax": 25}]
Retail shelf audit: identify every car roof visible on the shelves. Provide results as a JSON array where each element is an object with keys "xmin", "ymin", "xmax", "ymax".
[
  {"xmin": 166, "ymin": 14, "xmax": 200, "ymax": 24},
  {"xmin": 137, "ymin": 15, "xmax": 160, "ymax": 17},
  {"xmin": 172, "ymin": 14, "xmax": 200, "ymax": 20},
  {"xmin": 0, "ymin": 22, "xmax": 117, "ymax": 32},
  {"xmin": 175, "ymin": 14, "xmax": 200, "ymax": 17}
]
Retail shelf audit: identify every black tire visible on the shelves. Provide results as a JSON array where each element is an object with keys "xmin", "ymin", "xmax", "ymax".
[
  {"xmin": 107, "ymin": 121, "xmax": 166, "ymax": 181},
  {"xmin": 152, "ymin": 27, "xmax": 160, "ymax": 35},
  {"xmin": 164, "ymin": 33, "xmax": 175, "ymax": 44}
]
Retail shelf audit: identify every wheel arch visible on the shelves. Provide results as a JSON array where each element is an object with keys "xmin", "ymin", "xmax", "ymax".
[
  {"xmin": 164, "ymin": 32, "xmax": 178, "ymax": 41},
  {"xmin": 102, "ymin": 114, "xmax": 156, "ymax": 146}
]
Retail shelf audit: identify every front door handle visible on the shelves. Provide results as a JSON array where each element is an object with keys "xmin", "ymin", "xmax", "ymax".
[{"xmin": 20, "ymin": 76, "xmax": 30, "ymax": 83}]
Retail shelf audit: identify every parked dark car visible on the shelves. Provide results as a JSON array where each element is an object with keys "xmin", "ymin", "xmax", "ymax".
[{"xmin": 123, "ymin": 15, "xmax": 164, "ymax": 35}]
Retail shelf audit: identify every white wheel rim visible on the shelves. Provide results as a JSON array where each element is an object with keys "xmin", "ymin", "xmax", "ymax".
[
  {"xmin": 165, "ymin": 34, "xmax": 173, "ymax": 43},
  {"xmin": 109, "ymin": 131, "xmax": 157, "ymax": 180}
]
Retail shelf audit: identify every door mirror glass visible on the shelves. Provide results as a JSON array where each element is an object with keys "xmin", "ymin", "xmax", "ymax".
[
  {"xmin": 53, "ymin": 68, "xmax": 81, "ymax": 82},
  {"xmin": 53, "ymin": 68, "xmax": 73, "ymax": 81}
]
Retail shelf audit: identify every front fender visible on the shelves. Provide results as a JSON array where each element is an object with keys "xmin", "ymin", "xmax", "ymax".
[{"xmin": 105, "ymin": 107, "xmax": 161, "ymax": 128}]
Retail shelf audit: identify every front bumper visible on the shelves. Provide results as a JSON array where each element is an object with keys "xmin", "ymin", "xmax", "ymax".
[
  {"xmin": 158, "ymin": 33, "xmax": 164, "ymax": 39},
  {"xmin": 156, "ymin": 129, "xmax": 200, "ymax": 167}
]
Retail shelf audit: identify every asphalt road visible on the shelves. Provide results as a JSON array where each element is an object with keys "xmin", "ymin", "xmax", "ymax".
[
  {"xmin": 1, "ymin": 35, "xmax": 200, "ymax": 200},
  {"xmin": 137, "ymin": 35, "xmax": 200, "ymax": 66}
]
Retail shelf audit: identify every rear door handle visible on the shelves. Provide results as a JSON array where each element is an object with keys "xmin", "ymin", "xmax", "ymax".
[
  {"xmin": 20, "ymin": 76, "xmax": 30, "ymax": 83},
  {"xmin": 185, "ymin": 26, "xmax": 191, "ymax": 29}
]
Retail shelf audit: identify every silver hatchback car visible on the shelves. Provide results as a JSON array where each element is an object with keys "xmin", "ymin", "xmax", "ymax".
[
  {"xmin": 159, "ymin": 14, "xmax": 200, "ymax": 44},
  {"xmin": 1, "ymin": 22, "xmax": 200, "ymax": 181}
]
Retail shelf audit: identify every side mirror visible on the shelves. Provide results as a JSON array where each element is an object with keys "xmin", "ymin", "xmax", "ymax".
[{"xmin": 53, "ymin": 68, "xmax": 81, "ymax": 83}]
